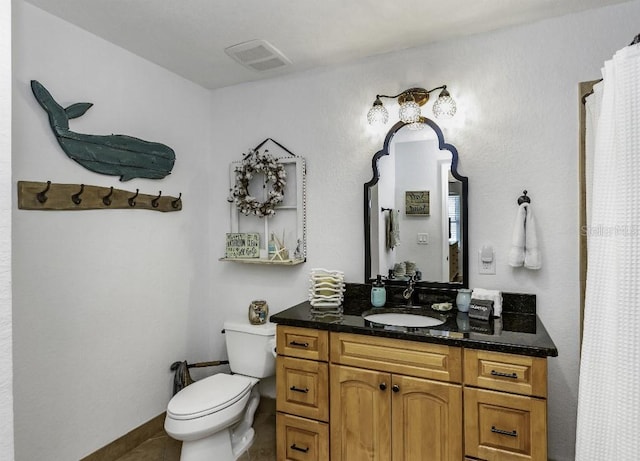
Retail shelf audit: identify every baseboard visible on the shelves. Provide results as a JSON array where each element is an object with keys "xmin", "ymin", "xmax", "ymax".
[{"xmin": 80, "ymin": 412, "xmax": 166, "ymax": 461}]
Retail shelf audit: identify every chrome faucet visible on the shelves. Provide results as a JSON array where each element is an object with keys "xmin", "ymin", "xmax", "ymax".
[{"xmin": 402, "ymin": 275, "xmax": 416, "ymax": 305}]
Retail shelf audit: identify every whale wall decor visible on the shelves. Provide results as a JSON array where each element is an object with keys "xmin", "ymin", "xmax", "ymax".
[{"xmin": 30, "ymin": 80, "xmax": 176, "ymax": 181}]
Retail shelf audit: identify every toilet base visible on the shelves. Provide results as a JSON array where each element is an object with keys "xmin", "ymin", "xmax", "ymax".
[
  {"xmin": 179, "ymin": 426, "xmax": 256, "ymax": 461},
  {"xmin": 180, "ymin": 428, "xmax": 233, "ymax": 461}
]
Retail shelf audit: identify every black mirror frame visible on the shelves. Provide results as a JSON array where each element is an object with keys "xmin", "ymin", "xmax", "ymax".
[{"xmin": 364, "ymin": 118, "xmax": 469, "ymax": 288}]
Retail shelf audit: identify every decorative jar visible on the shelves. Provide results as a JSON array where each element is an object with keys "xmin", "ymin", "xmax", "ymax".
[
  {"xmin": 248, "ymin": 300, "xmax": 269, "ymax": 325},
  {"xmin": 456, "ymin": 289, "xmax": 472, "ymax": 313}
]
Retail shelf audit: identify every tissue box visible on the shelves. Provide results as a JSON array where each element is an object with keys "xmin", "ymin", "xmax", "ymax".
[{"xmin": 468, "ymin": 298, "xmax": 493, "ymax": 321}]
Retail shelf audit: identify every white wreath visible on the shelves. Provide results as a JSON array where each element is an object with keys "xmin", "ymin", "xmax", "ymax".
[{"xmin": 229, "ymin": 149, "xmax": 286, "ymax": 217}]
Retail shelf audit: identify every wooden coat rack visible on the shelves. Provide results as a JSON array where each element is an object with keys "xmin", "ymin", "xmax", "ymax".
[{"xmin": 17, "ymin": 181, "xmax": 182, "ymax": 212}]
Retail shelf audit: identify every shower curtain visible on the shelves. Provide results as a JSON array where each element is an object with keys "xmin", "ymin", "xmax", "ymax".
[{"xmin": 576, "ymin": 44, "xmax": 640, "ymax": 459}]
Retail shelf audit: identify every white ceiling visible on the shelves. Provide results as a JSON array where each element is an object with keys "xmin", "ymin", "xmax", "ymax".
[{"xmin": 25, "ymin": 0, "xmax": 631, "ymax": 90}]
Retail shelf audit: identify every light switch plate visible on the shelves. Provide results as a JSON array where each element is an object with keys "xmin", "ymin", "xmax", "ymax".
[{"xmin": 417, "ymin": 233, "xmax": 429, "ymax": 245}]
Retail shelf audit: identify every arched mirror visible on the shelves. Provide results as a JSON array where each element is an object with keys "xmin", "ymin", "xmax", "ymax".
[{"xmin": 364, "ymin": 118, "xmax": 468, "ymax": 287}]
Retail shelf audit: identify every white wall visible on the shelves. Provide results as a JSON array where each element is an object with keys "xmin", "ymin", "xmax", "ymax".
[
  {"xmin": 11, "ymin": 1, "xmax": 640, "ymax": 460},
  {"xmin": 0, "ymin": 0, "xmax": 14, "ymax": 460},
  {"xmin": 205, "ymin": 3, "xmax": 640, "ymax": 460},
  {"xmin": 12, "ymin": 2, "xmax": 212, "ymax": 460}
]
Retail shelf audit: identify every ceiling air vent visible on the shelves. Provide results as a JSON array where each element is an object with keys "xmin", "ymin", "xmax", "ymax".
[{"xmin": 224, "ymin": 39, "xmax": 291, "ymax": 72}]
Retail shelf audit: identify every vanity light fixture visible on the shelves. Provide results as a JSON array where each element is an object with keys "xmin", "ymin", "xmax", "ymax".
[
  {"xmin": 367, "ymin": 86, "xmax": 457, "ymax": 128},
  {"xmin": 367, "ymin": 97, "xmax": 389, "ymax": 125}
]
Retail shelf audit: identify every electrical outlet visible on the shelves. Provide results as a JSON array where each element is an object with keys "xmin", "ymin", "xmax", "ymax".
[
  {"xmin": 417, "ymin": 233, "xmax": 429, "ymax": 245},
  {"xmin": 478, "ymin": 248, "xmax": 496, "ymax": 275}
]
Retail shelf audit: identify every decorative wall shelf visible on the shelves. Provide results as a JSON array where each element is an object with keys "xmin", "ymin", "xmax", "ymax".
[
  {"xmin": 17, "ymin": 180, "xmax": 182, "ymax": 212},
  {"xmin": 218, "ymin": 257, "xmax": 305, "ymax": 266},
  {"xmin": 226, "ymin": 138, "xmax": 307, "ymax": 265}
]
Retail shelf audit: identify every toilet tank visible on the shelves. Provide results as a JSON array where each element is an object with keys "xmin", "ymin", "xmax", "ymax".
[{"xmin": 224, "ymin": 319, "xmax": 276, "ymax": 378}]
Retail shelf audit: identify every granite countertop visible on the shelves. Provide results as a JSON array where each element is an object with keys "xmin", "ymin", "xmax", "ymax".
[{"xmin": 270, "ymin": 295, "xmax": 558, "ymax": 358}]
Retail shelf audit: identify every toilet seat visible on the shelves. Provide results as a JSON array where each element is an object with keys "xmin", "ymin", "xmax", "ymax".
[{"xmin": 167, "ymin": 373, "xmax": 256, "ymax": 421}]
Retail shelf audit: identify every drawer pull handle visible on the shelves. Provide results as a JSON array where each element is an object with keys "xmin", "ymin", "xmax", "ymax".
[
  {"xmin": 392, "ymin": 384, "xmax": 400, "ymax": 393},
  {"xmin": 491, "ymin": 370, "xmax": 518, "ymax": 379},
  {"xmin": 290, "ymin": 385, "xmax": 309, "ymax": 393},
  {"xmin": 291, "ymin": 444, "xmax": 309, "ymax": 453},
  {"xmin": 491, "ymin": 426, "xmax": 518, "ymax": 437},
  {"xmin": 289, "ymin": 341, "xmax": 309, "ymax": 348},
  {"xmin": 379, "ymin": 382, "xmax": 387, "ymax": 391}
]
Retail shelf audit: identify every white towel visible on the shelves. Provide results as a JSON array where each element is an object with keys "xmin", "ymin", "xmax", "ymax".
[
  {"xmin": 471, "ymin": 288, "xmax": 503, "ymax": 317},
  {"xmin": 386, "ymin": 209, "xmax": 400, "ymax": 249},
  {"xmin": 508, "ymin": 203, "xmax": 527, "ymax": 267},
  {"xmin": 524, "ymin": 204, "xmax": 541, "ymax": 270},
  {"xmin": 508, "ymin": 202, "xmax": 542, "ymax": 270}
]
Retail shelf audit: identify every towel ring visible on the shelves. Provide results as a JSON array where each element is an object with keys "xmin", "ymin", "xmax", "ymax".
[{"xmin": 517, "ymin": 190, "xmax": 531, "ymax": 205}]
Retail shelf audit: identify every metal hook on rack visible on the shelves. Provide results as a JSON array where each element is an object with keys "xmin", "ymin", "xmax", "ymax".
[
  {"xmin": 128, "ymin": 189, "xmax": 139, "ymax": 207},
  {"xmin": 37, "ymin": 180, "xmax": 51, "ymax": 204},
  {"xmin": 102, "ymin": 186, "xmax": 114, "ymax": 206},
  {"xmin": 517, "ymin": 190, "xmax": 531, "ymax": 205},
  {"xmin": 172, "ymin": 193, "xmax": 182, "ymax": 209},
  {"xmin": 71, "ymin": 184, "xmax": 85, "ymax": 205},
  {"xmin": 151, "ymin": 191, "xmax": 162, "ymax": 208}
]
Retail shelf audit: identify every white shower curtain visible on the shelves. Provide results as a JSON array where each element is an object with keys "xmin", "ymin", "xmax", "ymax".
[{"xmin": 576, "ymin": 44, "xmax": 640, "ymax": 460}]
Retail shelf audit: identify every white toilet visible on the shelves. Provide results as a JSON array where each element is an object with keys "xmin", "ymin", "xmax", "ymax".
[{"xmin": 164, "ymin": 319, "xmax": 276, "ymax": 461}]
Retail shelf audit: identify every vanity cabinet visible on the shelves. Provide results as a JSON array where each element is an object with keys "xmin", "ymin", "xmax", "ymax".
[
  {"xmin": 330, "ymin": 332, "xmax": 463, "ymax": 461},
  {"xmin": 276, "ymin": 325, "xmax": 330, "ymax": 461},
  {"xmin": 463, "ymin": 349, "xmax": 548, "ymax": 461},
  {"xmin": 275, "ymin": 326, "xmax": 550, "ymax": 461}
]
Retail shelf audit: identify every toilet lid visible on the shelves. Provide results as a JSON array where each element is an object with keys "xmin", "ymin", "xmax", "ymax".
[{"xmin": 167, "ymin": 373, "xmax": 255, "ymax": 420}]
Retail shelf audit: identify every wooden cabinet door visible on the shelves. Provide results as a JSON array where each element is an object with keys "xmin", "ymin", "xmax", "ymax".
[
  {"xmin": 464, "ymin": 388, "xmax": 547, "ymax": 461},
  {"xmin": 276, "ymin": 412, "xmax": 329, "ymax": 461},
  {"xmin": 277, "ymin": 325, "xmax": 329, "ymax": 362},
  {"xmin": 391, "ymin": 375, "xmax": 462, "ymax": 461},
  {"xmin": 277, "ymin": 356, "xmax": 329, "ymax": 422},
  {"xmin": 330, "ymin": 364, "xmax": 391, "ymax": 461}
]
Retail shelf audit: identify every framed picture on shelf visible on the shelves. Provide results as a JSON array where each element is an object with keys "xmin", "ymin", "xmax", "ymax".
[{"xmin": 225, "ymin": 233, "xmax": 260, "ymax": 259}]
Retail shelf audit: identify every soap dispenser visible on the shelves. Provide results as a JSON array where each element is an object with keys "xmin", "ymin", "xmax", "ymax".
[{"xmin": 371, "ymin": 275, "xmax": 387, "ymax": 307}]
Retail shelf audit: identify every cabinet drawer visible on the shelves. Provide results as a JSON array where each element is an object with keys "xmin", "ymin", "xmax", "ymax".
[
  {"xmin": 464, "ymin": 349, "xmax": 547, "ymax": 397},
  {"xmin": 277, "ymin": 356, "xmax": 329, "ymax": 421},
  {"xmin": 464, "ymin": 388, "xmax": 547, "ymax": 461},
  {"xmin": 277, "ymin": 413, "xmax": 329, "ymax": 461},
  {"xmin": 330, "ymin": 332, "xmax": 462, "ymax": 382},
  {"xmin": 277, "ymin": 325, "xmax": 329, "ymax": 361}
]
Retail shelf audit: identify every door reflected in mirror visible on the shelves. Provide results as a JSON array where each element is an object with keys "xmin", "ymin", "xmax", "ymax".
[{"xmin": 364, "ymin": 119, "xmax": 468, "ymax": 287}]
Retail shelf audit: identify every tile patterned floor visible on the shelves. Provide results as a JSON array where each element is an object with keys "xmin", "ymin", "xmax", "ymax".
[{"xmin": 113, "ymin": 398, "xmax": 276, "ymax": 461}]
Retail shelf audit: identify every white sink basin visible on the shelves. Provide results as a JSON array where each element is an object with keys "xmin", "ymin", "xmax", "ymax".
[{"xmin": 363, "ymin": 312, "xmax": 445, "ymax": 328}]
